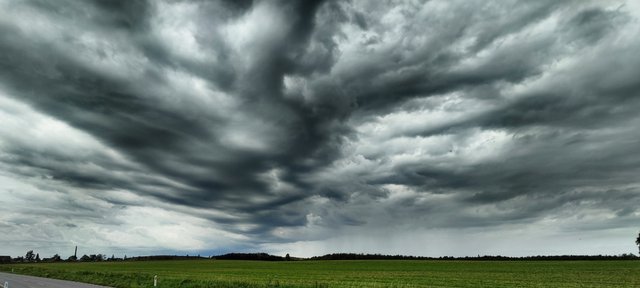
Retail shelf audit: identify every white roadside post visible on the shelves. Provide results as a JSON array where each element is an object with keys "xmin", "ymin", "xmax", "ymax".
[
  {"xmin": 154, "ymin": 275, "xmax": 158, "ymax": 287},
  {"xmin": 4, "ymin": 281, "xmax": 8, "ymax": 288}
]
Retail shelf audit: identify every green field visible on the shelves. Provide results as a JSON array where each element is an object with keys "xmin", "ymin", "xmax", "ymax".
[{"xmin": 1, "ymin": 260, "xmax": 639, "ymax": 287}]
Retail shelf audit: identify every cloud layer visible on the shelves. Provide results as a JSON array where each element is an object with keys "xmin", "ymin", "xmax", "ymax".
[{"xmin": 1, "ymin": 0, "xmax": 639, "ymax": 257}]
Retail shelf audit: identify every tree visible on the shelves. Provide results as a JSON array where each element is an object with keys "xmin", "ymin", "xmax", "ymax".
[
  {"xmin": 636, "ymin": 231, "xmax": 640, "ymax": 255},
  {"xmin": 51, "ymin": 254, "xmax": 61, "ymax": 262},
  {"xmin": 35, "ymin": 253, "xmax": 40, "ymax": 262},
  {"xmin": 285, "ymin": 253, "xmax": 291, "ymax": 261},
  {"xmin": 80, "ymin": 254, "xmax": 91, "ymax": 261},
  {"xmin": 25, "ymin": 250, "xmax": 35, "ymax": 262}
]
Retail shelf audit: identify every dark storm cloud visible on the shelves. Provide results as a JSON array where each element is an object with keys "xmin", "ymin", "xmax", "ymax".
[
  {"xmin": 1, "ymin": 0, "xmax": 639, "ymax": 252},
  {"xmin": 289, "ymin": 1, "xmax": 640, "ymax": 232},
  {"xmin": 0, "ymin": 0, "xmax": 342, "ymax": 236}
]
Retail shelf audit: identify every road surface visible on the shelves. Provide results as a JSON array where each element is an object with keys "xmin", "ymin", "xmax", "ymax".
[{"xmin": 0, "ymin": 272, "xmax": 111, "ymax": 288}]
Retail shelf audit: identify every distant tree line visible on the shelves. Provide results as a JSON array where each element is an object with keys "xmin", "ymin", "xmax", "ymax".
[
  {"xmin": 1, "ymin": 251, "xmax": 639, "ymax": 264},
  {"xmin": 212, "ymin": 253, "xmax": 287, "ymax": 261},
  {"xmin": 2, "ymin": 232, "xmax": 638, "ymax": 264},
  {"xmin": 310, "ymin": 253, "xmax": 639, "ymax": 261},
  {"xmin": 3, "ymin": 252, "xmax": 290, "ymax": 263},
  {"xmin": 3, "ymin": 250, "xmax": 126, "ymax": 263},
  {"xmin": 127, "ymin": 255, "xmax": 205, "ymax": 261}
]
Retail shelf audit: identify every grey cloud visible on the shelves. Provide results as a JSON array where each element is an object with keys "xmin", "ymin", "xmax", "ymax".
[{"xmin": 0, "ymin": 0, "xmax": 338, "ymax": 236}]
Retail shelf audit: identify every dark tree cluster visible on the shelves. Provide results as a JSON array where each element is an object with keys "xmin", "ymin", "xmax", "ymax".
[
  {"xmin": 2, "ymin": 250, "xmax": 126, "ymax": 263},
  {"xmin": 212, "ymin": 253, "xmax": 286, "ymax": 261},
  {"xmin": 11, "ymin": 250, "xmax": 41, "ymax": 263}
]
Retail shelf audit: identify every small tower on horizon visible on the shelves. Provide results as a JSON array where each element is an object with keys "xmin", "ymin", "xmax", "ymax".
[{"xmin": 74, "ymin": 246, "xmax": 77, "ymax": 258}]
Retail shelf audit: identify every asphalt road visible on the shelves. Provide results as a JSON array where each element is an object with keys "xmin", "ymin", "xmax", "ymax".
[{"xmin": 0, "ymin": 272, "xmax": 111, "ymax": 288}]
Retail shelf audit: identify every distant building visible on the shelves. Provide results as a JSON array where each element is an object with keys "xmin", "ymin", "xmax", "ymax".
[{"xmin": 0, "ymin": 256, "xmax": 11, "ymax": 263}]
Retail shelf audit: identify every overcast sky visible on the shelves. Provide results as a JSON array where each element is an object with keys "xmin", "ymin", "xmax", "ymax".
[{"xmin": 1, "ymin": 0, "xmax": 640, "ymax": 258}]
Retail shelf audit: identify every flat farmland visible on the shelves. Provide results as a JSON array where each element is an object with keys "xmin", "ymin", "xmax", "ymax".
[{"xmin": 1, "ymin": 260, "xmax": 639, "ymax": 287}]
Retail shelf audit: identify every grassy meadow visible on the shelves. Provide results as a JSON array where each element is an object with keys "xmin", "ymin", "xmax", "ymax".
[{"xmin": 1, "ymin": 259, "xmax": 639, "ymax": 287}]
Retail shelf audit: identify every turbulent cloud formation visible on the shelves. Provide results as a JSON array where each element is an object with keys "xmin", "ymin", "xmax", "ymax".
[{"xmin": 1, "ymin": 0, "xmax": 639, "ymax": 257}]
